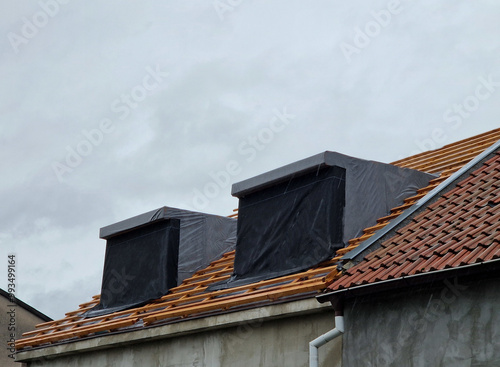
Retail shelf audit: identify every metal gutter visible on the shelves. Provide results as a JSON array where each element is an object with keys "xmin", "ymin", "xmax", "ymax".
[
  {"xmin": 340, "ymin": 138, "xmax": 500, "ymax": 264},
  {"xmin": 318, "ymin": 257, "xmax": 500, "ymax": 303}
]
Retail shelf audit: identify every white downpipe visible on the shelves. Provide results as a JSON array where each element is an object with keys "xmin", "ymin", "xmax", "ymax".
[{"xmin": 309, "ymin": 315, "xmax": 344, "ymax": 367}]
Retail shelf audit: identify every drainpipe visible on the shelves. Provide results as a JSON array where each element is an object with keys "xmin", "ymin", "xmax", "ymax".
[{"xmin": 309, "ymin": 308, "xmax": 344, "ymax": 367}]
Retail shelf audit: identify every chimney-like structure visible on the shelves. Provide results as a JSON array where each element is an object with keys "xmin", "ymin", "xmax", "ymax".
[
  {"xmin": 212, "ymin": 151, "xmax": 435, "ymax": 289},
  {"xmin": 86, "ymin": 207, "xmax": 236, "ymax": 317}
]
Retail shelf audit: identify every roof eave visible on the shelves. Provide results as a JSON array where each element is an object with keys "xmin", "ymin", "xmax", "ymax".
[{"xmin": 317, "ymin": 258, "xmax": 500, "ymax": 304}]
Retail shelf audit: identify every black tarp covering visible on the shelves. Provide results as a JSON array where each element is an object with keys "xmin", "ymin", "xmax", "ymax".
[
  {"xmin": 99, "ymin": 207, "xmax": 237, "ymax": 284},
  {"xmin": 230, "ymin": 166, "xmax": 346, "ymax": 285},
  {"xmin": 85, "ymin": 219, "xmax": 180, "ymax": 317},
  {"xmin": 86, "ymin": 207, "xmax": 237, "ymax": 317},
  {"xmin": 210, "ymin": 151, "xmax": 435, "ymax": 290}
]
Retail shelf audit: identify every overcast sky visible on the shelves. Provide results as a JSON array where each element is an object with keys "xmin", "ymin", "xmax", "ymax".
[{"xmin": 1, "ymin": 1, "xmax": 499, "ymax": 320}]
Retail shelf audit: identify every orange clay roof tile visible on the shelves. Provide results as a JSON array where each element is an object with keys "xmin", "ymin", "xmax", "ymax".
[{"xmin": 330, "ymin": 150, "xmax": 500, "ymax": 291}]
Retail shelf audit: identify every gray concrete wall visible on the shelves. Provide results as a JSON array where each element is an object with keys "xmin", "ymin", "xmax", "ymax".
[
  {"xmin": 343, "ymin": 276, "xmax": 500, "ymax": 367},
  {"xmin": 1, "ymin": 294, "xmax": 49, "ymax": 367},
  {"xmin": 22, "ymin": 302, "xmax": 341, "ymax": 367}
]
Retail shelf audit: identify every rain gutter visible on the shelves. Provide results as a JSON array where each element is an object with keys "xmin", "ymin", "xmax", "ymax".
[{"xmin": 318, "ymin": 257, "xmax": 500, "ymax": 304}]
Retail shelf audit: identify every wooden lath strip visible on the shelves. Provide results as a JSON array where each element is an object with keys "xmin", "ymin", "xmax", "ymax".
[
  {"xmin": 148, "ymin": 263, "xmax": 336, "ymax": 312},
  {"xmin": 183, "ymin": 256, "xmax": 234, "ymax": 280},
  {"xmin": 192, "ymin": 257, "xmax": 234, "ymax": 273},
  {"xmin": 175, "ymin": 272, "xmax": 232, "ymax": 289},
  {"xmin": 408, "ymin": 151, "xmax": 481, "ymax": 174},
  {"xmin": 21, "ymin": 309, "xmax": 141, "ymax": 338},
  {"xmin": 154, "ymin": 265, "xmax": 336, "ymax": 315},
  {"xmin": 65, "ymin": 308, "xmax": 94, "ymax": 317},
  {"xmin": 136, "ymin": 290, "xmax": 216, "ymax": 313},
  {"xmin": 18, "ymin": 273, "xmax": 332, "ymax": 349},
  {"xmin": 412, "ymin": 142, "xmax": 495, "ymax": 171},
  {"xmin": 169, "ymin": 275, "xmax": 232, "ymax": 294},
  {"xmin": 23, "ymin": 314, "xmax": 84, "ymax": 336},
  {"xmin": 175, "ymin": 268, "xmax": 233, "ymax": 289},
  {"xmin": 394, "ymin": 142, "xmax": 493, "ymax": 171},
  {"xmin": 392, "ymin": 129, "xmax": 500, "ymax": 168},
  {"xmin": 19, "ymin": 262, "xmax": 337, "ymax": 341},
  {"xmin": 143, "ymin": 277, "xmax": 327, "ymax": 325},
  {"xmin": 77, "ymin": 299, "xmax": 100, "ymax": 308},
  {"xmin": 16, "ymin": 318, "xmax": 139, "ymax": 350}
]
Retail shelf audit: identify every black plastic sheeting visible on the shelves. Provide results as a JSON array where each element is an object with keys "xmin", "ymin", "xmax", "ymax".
[
  {"xmin": 86, "ymin": 219, "xmax": 180, "ymax": 318},
  {"xmin": 99, "ymin": 206, "xmax": 237, "ymax": 285},
  {"xmin": 210, "ymin": 151, "xmax": 435, "ymax": 290},
  {"xmin": 230, "ymin": 166, "xmax": 345, "ymax": 285},
  {"xmin": 86, "ymin": 207, "xmax": 236, "ymax": 317}
]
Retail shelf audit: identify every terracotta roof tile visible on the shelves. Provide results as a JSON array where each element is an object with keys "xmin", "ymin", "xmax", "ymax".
[
  {"xmin": 330, "ymin": 149, "xmax": 500, "ymax": 292},
  {"xmin": 480, "ymin": 241, "xmax": 500, "ymax": 261}
]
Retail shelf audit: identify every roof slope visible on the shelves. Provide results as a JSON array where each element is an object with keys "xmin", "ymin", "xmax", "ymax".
[
  {"xmin": 330, "ymin": 148, "xmax": 500, "ymax": 291},
  {"xmin": 338, "ymin": 128, "xmax": 500, "ymax": 255},
  {"xmin": 16, "ymin": 252, "xmax": 339, "ymax": 350},
  {"xmin": 16, "ymin": 128, "xmax": 500, "ymax": 351},
  {"xmin": 0, "ymin": 289, "xmax": 52, "ymax": 322}
]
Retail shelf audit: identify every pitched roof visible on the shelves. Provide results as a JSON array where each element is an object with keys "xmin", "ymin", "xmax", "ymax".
[
  {"xmin": 0, "ymin": 288, "xmax": 52, "ymax": 322},
  {"xmin": 16, "ymin": 252, "xmax": 339, "ymax": 350},
  {"xmin": 16, "ymin": 128, "xmax": 500, "ymax": 351},
  {"xmin": 338, "ymin": 128, "xmax": 500, "ymax": 255},
  {"xmin": 329, "ymin": 146, "xmax": 500, "ymax": 291}
]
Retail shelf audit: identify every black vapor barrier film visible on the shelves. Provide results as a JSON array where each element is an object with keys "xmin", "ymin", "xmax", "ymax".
[
  {"xmin": 85, "ymin": 219, "xmax": 180, "ymax": 318},
  {"xmin": 86, "ymin": 207, "xmax": 237, "ymax": 318},
  {"xmin": 212, "ymin": 166, "xmax": 346, "ymax": 289}
]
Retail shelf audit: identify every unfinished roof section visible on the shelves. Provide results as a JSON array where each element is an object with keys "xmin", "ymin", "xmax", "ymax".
[
  {"xmin": 16, "ymin": 128, "xmax": 500, "ymax": 352},
  {"xmin": 328, "ymin": 146, "xmax": 500, "ymax": 293},
  {"xmin": 86, "ymin": 207, "xmax": 236, "ymax": 318},
  {"xmin": 233, "ymin": 151, "xmax": 434, "ymax": 245},
  {"xmin": 225, "ymin": 151, "xmax": 434, "ymax": 288},
  {"xmin": 99, "ymin": 206, "xmax": 237, "ymax": 285},
  {"xmin": 16, "ymin": 251, "xmax": 340, "ymax": 351},
  {"xmin": 337, "ymin": 128, "xmax": 500, "ymax": 258}
]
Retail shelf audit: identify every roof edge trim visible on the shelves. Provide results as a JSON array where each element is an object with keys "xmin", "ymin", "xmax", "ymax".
[
  {"xmin": 231, "ymin": 151, "xmax": 335, "ymax": 197},
  {"xmin": 317, "ymin": 258, "xmax": 500, "ymax": 303},
  {"xmin": 0, "ymin": 288, "xmax": 52, "ymax": 322}
]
